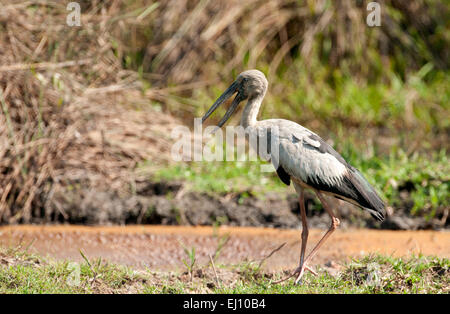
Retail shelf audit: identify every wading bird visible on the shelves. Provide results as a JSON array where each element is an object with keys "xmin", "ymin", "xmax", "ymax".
[{"xmin": 201, "ymin": 70, "xmax": 385, "ymax": 284}]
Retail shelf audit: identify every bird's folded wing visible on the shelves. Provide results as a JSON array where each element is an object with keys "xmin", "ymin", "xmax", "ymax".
[
  {"xmin": 274, "ymin": 129, "xmax": 385, "ymax": 220},
  {"xmin": 277, "ymin": 131, "xmax": 348, "ymax": 187}
]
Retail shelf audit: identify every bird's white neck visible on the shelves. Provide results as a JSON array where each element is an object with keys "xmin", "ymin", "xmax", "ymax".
[{"xmin": 240, "ymin": 94, "xmax": 264, "ymax": 128}]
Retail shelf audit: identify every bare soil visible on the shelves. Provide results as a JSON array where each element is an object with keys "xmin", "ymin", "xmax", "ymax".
[
  {"xmin": 1, "ymin": 225, "xmax": 448, "ymax": 272},
  {"xmin": 45, "ymin": 181, "xmax": 447, "ymax": 230}
]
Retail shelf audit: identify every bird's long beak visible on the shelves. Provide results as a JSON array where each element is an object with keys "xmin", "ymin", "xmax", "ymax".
[{"xmin": 201, "ymin": 81, "xmax": 243, "ymax": 128}]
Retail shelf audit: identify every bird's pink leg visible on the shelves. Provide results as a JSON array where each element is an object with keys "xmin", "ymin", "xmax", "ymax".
[
  {"xmin": 294, "ymin": 190, "xmax": 340, "ymax": 284},
  {"xmin": 293, "ymin": 190, "xmax": 310, "ymax": 281},
  {"xmin": 272, "ymin": 190, "xmax": 316, "ymax": 284}
]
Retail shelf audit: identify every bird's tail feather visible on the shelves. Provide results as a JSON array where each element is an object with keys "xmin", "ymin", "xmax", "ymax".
[{"xmin": 348, "ymin": 167, "xmax": 386, "ymax": 221}]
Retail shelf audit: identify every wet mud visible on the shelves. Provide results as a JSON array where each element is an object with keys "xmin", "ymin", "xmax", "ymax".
[
  {"xmin": 44, "ymin": 182, "xmax": 446, "ymax": 230},
  {"xmin": 0, "ymin": 225, "xmax": 448, "ymax": 271}
]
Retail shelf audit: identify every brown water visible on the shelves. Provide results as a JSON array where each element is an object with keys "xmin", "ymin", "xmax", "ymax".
[{"xmin": 0, "ymin": 225, "xmax": 448, "ymax": 271}]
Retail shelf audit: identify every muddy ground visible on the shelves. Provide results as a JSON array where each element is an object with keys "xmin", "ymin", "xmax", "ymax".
[
  {"xmin": 1, "ymin": 225, "xmax": 448, "ymax": 272},
  {"xmin": 44, "ymin": 180, "xmax": 447, "ymax": 231}
]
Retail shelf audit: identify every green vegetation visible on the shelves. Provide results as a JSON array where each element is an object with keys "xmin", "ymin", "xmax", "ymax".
[
  {"xmin": 349, "ymin": 150, "xmax": 449, "ymax": 219},
  {"xmin": 0, "ymin": 248, "xmax": 142, "ymax": 294},
  {"xmin": 179, "ymin": 242, "xmax": 197, "ymax": 282},
  {"xmin": 1, "ymin": 247, "xmax": 448, "ymax": 294},
  {"xmin": 214, "ymin": 255, "xmax": 449, "ymax": 294},
  {"xmin": 151, "ymin": 160, "xmax": 284, "ymax": 195}
]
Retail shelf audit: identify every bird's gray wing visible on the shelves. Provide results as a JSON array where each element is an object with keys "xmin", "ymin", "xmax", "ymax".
[
  {"xmin": 269, "ymin": 122, "xmax": 385, "ymax": 220},
  {"xmin": 252, "ymin": 120, "xmax": 347, "ymax": 188},
  {"xmin": 276, "ymin": 126, "xmax": 349, "ymax": 188}
]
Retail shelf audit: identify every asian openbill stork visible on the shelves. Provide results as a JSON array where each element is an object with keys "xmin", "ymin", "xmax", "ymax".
[{"xmin": 201, "ymin": 70, "xmax": 386, "ymax": 284}]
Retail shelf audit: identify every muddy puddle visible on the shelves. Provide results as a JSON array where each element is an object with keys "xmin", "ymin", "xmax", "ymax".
[{"xmin": 0, "ymin": 225, "xmax": 449, "ymax": 271}]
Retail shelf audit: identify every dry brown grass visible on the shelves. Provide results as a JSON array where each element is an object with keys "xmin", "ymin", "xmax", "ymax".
[
  {"xmin": 130, "ymin": 0, "xmax": 448, "ymax": 84},
  {"xmin": 0, "ymin": 1, "xmax": 181, "ymax": 223}
]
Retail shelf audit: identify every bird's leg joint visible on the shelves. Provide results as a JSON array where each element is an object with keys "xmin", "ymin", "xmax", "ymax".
[
  {"xmin": 301, "ymin": 226, "xmax": 308, "ymax": 240},
  {"xmin": 331, "ymin": 217, "xmax": 340, "ymax": 229}
]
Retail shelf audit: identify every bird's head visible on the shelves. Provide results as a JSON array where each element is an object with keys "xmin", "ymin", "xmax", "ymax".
[{"xmin": 201, "ymin": 69, "xmax": 268, "ymax": 128}]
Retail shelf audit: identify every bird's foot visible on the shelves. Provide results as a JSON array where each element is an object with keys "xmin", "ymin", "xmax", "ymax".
[
  {"xmin": 293, "ymin": 265, "xmax": 307, "ymax": 285},
  {"xmin": 272, "ymin": 264, "xmax": 317, "ymax": 284},
  {"xmin": 293, "ymin": 264, "xmax": 308, "ymax": 285}
]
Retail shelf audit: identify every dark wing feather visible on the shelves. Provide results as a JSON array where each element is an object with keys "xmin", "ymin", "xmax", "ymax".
[
  {"xmin": 276, "ymin": 165, "xmax": 291, "ymax": 186},
  {"xmin": 302, "ymin": 134, "xmax": 385, "ymax": 221},
  {"xmin": 262, "ymin": 126, "xmax": 291, "ymax": 186},
  {"xmin": 345, "ymin": 167, "xmax": 386, "ymax": 221}
]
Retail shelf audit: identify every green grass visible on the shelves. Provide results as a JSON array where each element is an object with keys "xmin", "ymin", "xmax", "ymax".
[
  {"xmin": 0, "ymin": 248, "xmax": 143, "ymax": 294},
  {"xmin": 213, "ymin": 255, "xmax": 449, "ymax": 294},
  {"xmin": 1, "ymin": 247, "xmax": 447, "ymax": 294},
  {"xmin": 348, "ymin": 149, "xmax": 449, "ymax": 219},
  {"xmin": 148, "ymin": 160, "xmax": 285, "ymax": 195}
]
